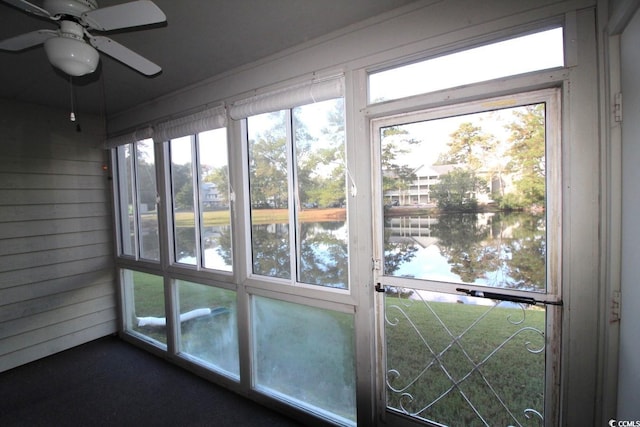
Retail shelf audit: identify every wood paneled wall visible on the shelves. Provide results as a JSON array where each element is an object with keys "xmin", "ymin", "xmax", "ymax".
[{"xmin": 0, "ymin": 100, "xmax": 116, "ymax": 372}]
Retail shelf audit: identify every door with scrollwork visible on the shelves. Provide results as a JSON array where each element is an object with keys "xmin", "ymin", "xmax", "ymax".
[{"xmin": 372, "ymin": 90, "xmax": 562, "ymax": 426}]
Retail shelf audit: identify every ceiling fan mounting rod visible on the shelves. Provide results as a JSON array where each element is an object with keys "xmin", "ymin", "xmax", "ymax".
[{"xmin": 42, "ymin": 0, "xmax": 97, "ymax": 18}]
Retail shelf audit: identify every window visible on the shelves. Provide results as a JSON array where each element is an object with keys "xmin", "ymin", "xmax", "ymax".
[
  {"xmin": 177, "ymin": 280, "xmax": 239, "ymax": 378},
  {"xmin": 115, "ymin": 139, "xmax": 160, "ymax": 261},
  {"xmin": 252, "ymin": 296, "xmax": 356, "ymax": 424},
  {"xmin": 369, "ymin": 27, "xmax": 564, "ymax": 103},
  {"xmin": 247, "ymin": 98, "xmax": 348, "ymax": 289},
  {"xmin": 198, "ymin": 129, "xmax": 233, "ymax": 271},
  {"xmin": 170, "ymin": 136, "xmax": 197, "ymax": 265},
  {"xmin": 122, "ymin": 268, "xmax": 166, "ymax": 346},
  {"xmin": 169, "ymin": 129, "xmax": 233, "ymax": 272},
  {"xmin": 381, "ymin": 100, "xmax": 553, "ymax": 291}
]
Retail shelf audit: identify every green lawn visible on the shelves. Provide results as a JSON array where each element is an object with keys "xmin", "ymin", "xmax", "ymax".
[
  {"xmin": 165, "ymin": 207, "xmax": 347, "ymax": 228},
  {"xmin": 384, "ymin": 295, "xmax": 546, "ymax": 426},
  {"xmin": 126, "ymin": 271, "xmax": 546, "ymax": 426}
]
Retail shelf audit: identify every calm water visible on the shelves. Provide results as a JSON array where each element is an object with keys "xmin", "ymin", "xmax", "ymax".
[
  {"xmin": 384, "ymin": 211, "xmax": 546, "ymax": 292},
  {"xmin": 174, "ymin": 210, "xmax": 545, "ymax": 292}
]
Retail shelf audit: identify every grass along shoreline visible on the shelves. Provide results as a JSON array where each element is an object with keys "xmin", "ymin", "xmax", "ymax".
[{"xmin": 151, "ymin": 208, "xmax": 347, "ymax": 228}]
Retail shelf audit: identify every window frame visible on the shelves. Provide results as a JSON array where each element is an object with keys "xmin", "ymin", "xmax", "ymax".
[
  {"xmin": 113, "ymin": 139, "xmax": 161, "ymax": 263},
  {"xmin": 367, "ymin": 25, "xmax": 566, "ymax": 105},
  {"xmin": 242, "ymin": 98, "xmax": 352, "ymax": 295},
  {"xmin": 164, "ymin": 128, "xmax": 235, "ymax": 278}
]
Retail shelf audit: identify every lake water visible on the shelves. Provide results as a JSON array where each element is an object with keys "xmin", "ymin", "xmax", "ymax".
[
  {"xmin": 384, "ymin": 211, "xmax": 546, "ymax": 292},
  {"xmin": 176, "ymin": 210, "xmax": 545, "ymax": 292}
]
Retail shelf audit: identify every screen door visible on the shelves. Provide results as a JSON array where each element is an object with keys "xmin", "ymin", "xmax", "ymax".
[{"xmin": 372, "ymin": 90, "xmax": 562, "ymax": 426}]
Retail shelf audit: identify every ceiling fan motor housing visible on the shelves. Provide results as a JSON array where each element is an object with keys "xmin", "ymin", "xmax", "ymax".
[{"xmin": 44, "ymin": 21, "xmax": 99, "ymax": 76}]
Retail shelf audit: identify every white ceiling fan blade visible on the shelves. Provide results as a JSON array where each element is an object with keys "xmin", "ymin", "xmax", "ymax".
[
  {"xmin": 81, "ymin": 0, "xmax": 166, "ymax": 31},
  {"xmin": 90, "ymin": 35, "xmax": 161, "ymax": 76},
  {"xmin": 0, "ymin": 29, "xmax": 56, "ymax": 51},
  {"xmin": 2, "ymin": 0, "xmax": 51, "ymax": 19}
]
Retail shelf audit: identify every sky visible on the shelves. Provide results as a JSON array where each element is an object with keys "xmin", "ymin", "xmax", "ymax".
[{"xmin": 369, "ymin": 27, "xmax": 564, "ymax": 103}]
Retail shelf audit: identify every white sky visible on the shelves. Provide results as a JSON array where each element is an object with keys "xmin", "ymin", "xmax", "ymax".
[
  {"xmin": 385, "ymin": 107, "xmax": 520, "ymax": 170},
  {"xmin": 170, "ymin": 128, "xmax": 227, "ymax": 167},
  {"xmin": 370, "ymin": 27, "xmax": 564, "ymax": 102}
]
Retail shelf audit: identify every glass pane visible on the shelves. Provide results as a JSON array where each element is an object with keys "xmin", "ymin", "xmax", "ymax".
[
  {"xmin": 293, "ymin": 99, "xmax": 348, "ymax": 289},
  {"xmin": 384, "ymin": 288, "xmax": 546, "ymax": 425},
  {"xmin": 370, "ymin": 28, "xmax": 563, "ymax": 103},
  {"xmin": 198, "ymin": 129, "xmax": 233, "ymax": 272},
  {"xmin": 247, "ymin": 111, "xmax": 290, "ymax": 279},
  {"xmin": 117, "ymin": 144, "xmax": 135, "ymax": 256},
  {"xmin": 122, "ymin": 269, "xmax": 166, "ymax": 345},
  {"xmin": 382, "ymin": 104, "xmax": 547, "ymax": 292},
  {"xmin": 178, "ymin": 280, "xmax": 239, "ymax": 378},
  {"xmin": 252, "ymin": 296, "xmax": 356, "ymax": 425},
  {"xmin": 171, "ymin": 136, "xmax": 197, "ymax": 265},
  {"xmin": 136, "ymin": 139, "xmax": 160, "ymax": 261}
]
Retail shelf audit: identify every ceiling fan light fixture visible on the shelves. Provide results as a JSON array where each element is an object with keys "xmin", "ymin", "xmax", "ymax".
[{"xmin": 44, "ymin": 35, "xmax": 99, "ymax": 76}]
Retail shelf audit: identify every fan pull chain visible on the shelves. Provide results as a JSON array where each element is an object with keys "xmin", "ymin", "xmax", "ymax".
[
  {"xmin": 69, "ymin": 76, "xmax": 81, "ymax": 132},
  {"xmin": 69, "ymin": 76, "xmax": 76, "ymax": 122}
]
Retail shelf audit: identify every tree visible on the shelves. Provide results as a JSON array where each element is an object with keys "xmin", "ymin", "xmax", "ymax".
[
  {"xmin": 295, "ymin": 99, "xmax": 346, "ymax": 208},
  {"xmin": 136, "ymin": 160, "xmax": 158, "ymax": 208},
  {"xmin": 435, "ymin": 122, "xmax": 495, "ymax": 170},
  {"xmin": 249, "ymin": 112, "xmax": 288, "ymax": 208},
  {"xmin": 381, "ymin": 126, "xmax": 420, "ymax": 204},
  {"xmin": 431, "ymin": 169, "xmax": 486, "ymax": 211},
  {"xmin": 171, "ymin": 162, "xmax": 194, "ymax": 210},
  {"xmin": 504, "ymin": 104, "xmax": 546, "ymax": 208}
]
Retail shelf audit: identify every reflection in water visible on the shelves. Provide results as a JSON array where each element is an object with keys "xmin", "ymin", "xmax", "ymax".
[
  {"xmin": 203, "ymin": 225, "xmax": 232, "ymax": 271},
  {"xmin": 299, "ymin": 221, "xmax": 348, "ymax": 289},
  {"xmin": 176, "ymin": 225, "xmax": 233, "ymax": 272},
  {"xmin": 175, "ymin": 226, "xmax": 196, "ymax": 263},
  {"xmin": 385, "ymin": 212, "xmax": 546, "ymax": 292},
  {"xmin": 175, "ymin": 211, "xmax": 543, "ymax": 292},
  {"xmin": 251, "ymin": 223, "xmax": 291, "ymax": 279},
  {"xmin": 251, "ymin": 220, "xmax": 349, "ymax": 289},
  {"xmin": 176, "ymin": 219, "xmax": 350, "ymax": 288}
]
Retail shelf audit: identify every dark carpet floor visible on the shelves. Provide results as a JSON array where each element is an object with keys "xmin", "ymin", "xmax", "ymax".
[{"xmin": 0, "ymin": 335, "xmax": 305, "ymax": 427}]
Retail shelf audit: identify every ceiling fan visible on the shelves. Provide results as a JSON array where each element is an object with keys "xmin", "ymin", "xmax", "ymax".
[{"xmin": 0, "ymin": 0, "xmax": 166, "ymax": 76}]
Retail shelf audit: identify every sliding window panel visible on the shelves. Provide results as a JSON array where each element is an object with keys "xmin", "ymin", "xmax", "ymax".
[
  {"xmin": 197, "ymin": 129, "xmax": 233, "ymax": 272},
  {"xmin": 170, "ymin": 136, "xmax": 197, "ymax": 265},
  {"xmin": 177, "ymin": 280, "xmax": 239, "ymax": 378},
  {"xmin": 122, "ymin": 269, "xmax": 167, "ymax": 346},
  {"xmin": 252, "ymin": 296, "xmax": 356, "ymax": 425},
  {"xmin": 135, "ymin": 139, "xmax": 160, "ymax": 261},
  {"xmin": 116, "ymin": 144, "xmax": 136, "ymax": 256},
  {"xmin": 247, "ymin": 111, "xmax": 291, "ymax": 279},
  {"xmin": 293, "ymin": 98, "xmax": 348, "ymax": 289}
]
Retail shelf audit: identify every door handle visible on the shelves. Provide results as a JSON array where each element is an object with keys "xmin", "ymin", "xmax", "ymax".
[{"xmin": 456, "ymin": 288, "xmax": 562, "ymax": 306}]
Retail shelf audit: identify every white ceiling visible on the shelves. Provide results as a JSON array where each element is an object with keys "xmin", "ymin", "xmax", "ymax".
[{"xmin": 0, "ymin": 0, "xmax": 417, "ymax": 118}]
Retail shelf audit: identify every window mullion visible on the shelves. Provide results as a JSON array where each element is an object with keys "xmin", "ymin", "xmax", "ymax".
[
  {"xmin": 191, "ymin": 134, "xmax": 203, "ymax": 268},
  {"xmin": 114, "ymin": 147, "xmax": 131, "ymax": 256},
  {"xmin": 285, "ymin": 109, "xmax": 299, "ymax": 285},
  {"xmin": 131, "ymin": 143, "xmax": 142, "ymax": 260}
]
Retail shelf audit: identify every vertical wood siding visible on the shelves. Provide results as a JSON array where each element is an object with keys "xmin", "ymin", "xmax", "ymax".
[{"xmin": 0, "ymin": 100, "xmax": 116, "ymax": 372}]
